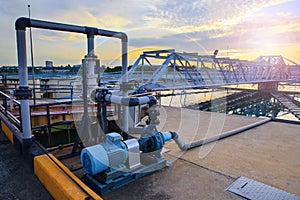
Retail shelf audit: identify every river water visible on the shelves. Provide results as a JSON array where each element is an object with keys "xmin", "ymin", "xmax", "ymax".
[
  {"xmin": 159, "ymin": 83, "xmax": 300, "ymax": 121},
  {"xmin": 32, "ymin": 76, "xmax": 300, "ymax": 121}
]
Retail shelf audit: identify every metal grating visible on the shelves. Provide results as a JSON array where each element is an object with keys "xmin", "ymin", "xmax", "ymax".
[{"xmin": 226, "ymin": 176, "xmax": 300, "ymax": 200}]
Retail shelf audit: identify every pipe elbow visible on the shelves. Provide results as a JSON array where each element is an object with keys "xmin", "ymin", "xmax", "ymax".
[
  {"xmin": 15, "ymin": 17, "xmax": 30, "ymax": 30},
  {"xmin": 170, "ymin": 132, "xmax": 188, "ymax": 151},
  {"xmin": 175, "ymin": 139, "xmax": 188, "ymax": 151},
  {"xmin": 148, "ymin": 95, "xmax": 157, "ymax": 107},
  {"xmin": 180, "ymin": 145, "xmax": 188, "ymax": 151},
  {"xmin": 170, "ymin": 131, "xmax": 178, "ymax": 139},
  {"xmin": 120, "ymin": 32, "xmax": 128, "ymax": 42}
]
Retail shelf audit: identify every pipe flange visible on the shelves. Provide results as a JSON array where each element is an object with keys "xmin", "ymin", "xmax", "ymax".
[
  {"xmin": 14, "ymin": 86, "xmax": 32, "ymax": 99},
  {"xmin": 95, "ymin": 89, "xmax": 110, "ymax": 102}
]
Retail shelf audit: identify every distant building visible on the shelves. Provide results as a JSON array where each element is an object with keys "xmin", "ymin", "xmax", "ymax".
[{"xmin": 45, "ymin": 61, "xmax": 53, "ymax": 68}]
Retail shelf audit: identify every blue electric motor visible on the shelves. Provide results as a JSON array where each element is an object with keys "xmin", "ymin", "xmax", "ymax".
[
  {"xmin": 81, "ymin": 131, "xmax": 173, "ymax": 175},
  {"xmin": 81, "ymin": 132, "xmax": 128, "ymax": 175}
]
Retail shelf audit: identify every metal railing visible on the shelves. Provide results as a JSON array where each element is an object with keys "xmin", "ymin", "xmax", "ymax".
[
  {"xmin": 0, "ymin": 91, "xmax": 22, "ymax": 130},
  {"xmin": 29, "ymin": 100, "xmax": 82, "ymax": 147}
]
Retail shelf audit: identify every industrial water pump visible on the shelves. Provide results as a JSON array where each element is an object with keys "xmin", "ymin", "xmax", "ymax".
[{"xmin": 81, "ymin": 131, "xmax": 173, "ymax": 175}]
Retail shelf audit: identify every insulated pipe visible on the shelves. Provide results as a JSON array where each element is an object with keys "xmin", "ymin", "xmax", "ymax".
[
  {"xmin": 103, "ymin": 94, "xmax": 157, "ymax": 107},
  {"xmin": 15, "ymin": 17, "xmax": 128, "ymax": 140},
  {"xmin": 171, "ymin": 118, "xmax": 271, "ymax": 151},
  {"xmin": 16, "ymin": 29, "xmax": 32, "ymax": 140}
]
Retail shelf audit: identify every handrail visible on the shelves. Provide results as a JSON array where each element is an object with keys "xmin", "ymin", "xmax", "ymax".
[
  {"xmin": 0, "ymin": 91, "xmax": 22, "ymax": 130},
  {"xmin": 0, "ymin": 90, "xmax": 20, "ymax": 105},
  {"xmin": 0, "ymin": 104, "xmax": 21, "ymax": 125},
  {"xmin": 30, "ymin": 99, "xmax": 82, "ymax": 108}
]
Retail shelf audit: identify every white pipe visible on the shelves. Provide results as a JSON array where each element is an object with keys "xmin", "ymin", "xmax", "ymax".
[
  {"xmin": 15, "ymin": 17, "xmax": 129, "ymax": 140},
  {"xmin": 104, "ymin": 94, "xmax": 156, "ymax": 106},
  {"xmin": 121, "ymin": 37, "xmax": 128, "ymax": 133},
  {"xmin": 20, "ymin": 100, "xmax": 32, "ymax": 139},
  {"xmin": 16, "ymin": 29, "xmax": 32, "ymax": 140},
  {"xmin": 173, "ymin": 118, "xmax": 271, "ymax": 151}
]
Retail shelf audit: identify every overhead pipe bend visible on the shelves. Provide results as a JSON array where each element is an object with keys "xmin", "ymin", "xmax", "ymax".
[
  {"xmin": 15, "ymin": 17, "xmax": 128, "ymax": 62},
  {"xmin": 170, "ymin": 118, "xmax": 271, "ymax": 151},
  {"xmin": 15, "ymin": 17, "xmax": 129, "ymax": 142},
  {"xmin": 15, "ymin": 17, "xmax": 128, "ymax": 41}
]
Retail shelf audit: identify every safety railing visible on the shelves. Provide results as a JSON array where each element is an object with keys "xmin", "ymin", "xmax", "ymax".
[
  {"xmin": 0, "ymin": 91, "xmax": 22, "ymax": 131},
  {"xmin": 29, "ymin": 100, "xmax": 83, "ymax": 147}
]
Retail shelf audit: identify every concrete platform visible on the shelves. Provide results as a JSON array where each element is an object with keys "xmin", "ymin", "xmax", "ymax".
[
  {"xmin": 1, "ymin": 106, "xmax": 299, "ymax": 199},
  {"xmin": 0, "ymin": 136, "xmax": 52, "ymax": 200},
  {"xmin": 104, "ymin": 106, "xmax": 300, "ymax": 199},
  {"xmin": 103, "ymin": 158, "xmax": 237, "ymax": 200},
  {"xmin": 167, "ymin": 121, "xmax": 300, "ymax": 196}
]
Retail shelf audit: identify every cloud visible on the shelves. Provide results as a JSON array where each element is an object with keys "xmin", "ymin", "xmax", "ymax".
[
  {"xmin": 0, "ymin": 0, "xmax": 299, "ymax": 65},
  {"xmin": 146, "ymin": 0, "xmax": 291, "ymax": 31}
]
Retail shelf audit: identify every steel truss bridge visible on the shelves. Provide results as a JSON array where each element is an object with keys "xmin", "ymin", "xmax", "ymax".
[{"xmin": 126, "ymin": 49, "xmax": 299, "ymax": 91}]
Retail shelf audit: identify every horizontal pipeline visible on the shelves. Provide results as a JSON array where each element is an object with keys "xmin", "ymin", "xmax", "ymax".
[
  {"xmin": 104, "ymin": 94, "xmax": 157, "ymax": 107},
  {"xmin": 15, "ymin": 17, "xmax": 127, "ymax": 41},
  {"xmin": 171, "ymin": 118, "xmax": 271, "ymax": 151}
]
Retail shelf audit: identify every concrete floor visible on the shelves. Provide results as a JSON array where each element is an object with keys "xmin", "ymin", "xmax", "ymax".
[
  {"xmin": 104, "ymin": 107, "xmax": 300, "ymax": 199},
  {"xmin": 103, "ymin": 158, "xmax": 237, "ymax": 200},
  {"xmin": 0, "ymin": 133, "xmax": 52, "ymax": 200},
  {"xmin": 1, "ymin": 106, "xmax": 299, "ymax": 199}
]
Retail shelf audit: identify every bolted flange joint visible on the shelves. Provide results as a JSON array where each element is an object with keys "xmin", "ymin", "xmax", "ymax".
[
  {"xmin": 14, "ymin": 86, "xmax": 32, "ymax": 100},
  {"xmin": 95, "ymin": 89, "xmax": 111, "ymax": 102}
]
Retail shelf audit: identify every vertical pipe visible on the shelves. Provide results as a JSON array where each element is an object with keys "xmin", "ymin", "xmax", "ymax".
[
  {"xmin": 121, "ymin": 37, "xmax": 129, "ymax": 134},
  {"xmin": 87, "ymin": 36, "xmax": 94, "ymax": 55},
  {"xmin": 82, "ymin": 58, "xmax": 89, "ymax": 115},
  {"xmin": 101, "ymin": 103, "xmax": 108, "ymax": 134},
  {"xmin": 121, "ymin": 38, "xmax": 128, "ymax": 81},
  {"xmin": 81, "ymin": 57, "xmax": 93, "ymax": 143},
  {"xmin": 17, "ymin": 30, "xmax": 28, "ymax": 86},
  {"xmin": 142, "ymin": 58, "xmax": 144, "ymax": 84},
  {"xmin": 16, "ymin": 30, "xmax": 32, "ymax": 140}
]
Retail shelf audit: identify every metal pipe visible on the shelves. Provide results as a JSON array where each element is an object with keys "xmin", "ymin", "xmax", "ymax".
[
  {"xmin": 15, "ymin": 17, "xmax": 128, "ymax": 70},
  {"xmin": 15, "ymin": 17, "xmax": 129, "ymax": 141},
  {"xmin": 0, "ymin": 91, "xmax": 20, "ymax": 105},
  {"xmin": 15, "ymin": 17, "xmax": 128, "ymax": 53},
  {"xmin": 86, "ymin": 27, "xmax": 95, "ymax": 55},
  {"xmin": 120, "ymin": 34, "xmax": 129, "ymax": 134},
  {"xmin": 172, "ymin": 118, "xmax": 271, "ymax": 151},
  {"xmin": 103, "ymin": 94, "xmax": 157, "ymax": 107},
  {"xmin": 121, "ymin": 35, "xmax": 128, "ymax": 80},
  {"xmin": 16, "ymin": 17, "xmax": 84, "ymax": 32},
  {"xmin": 16, "ymin": 29, "xmax": 32, "ymax": 140},
  {"xmin": 20, "ymin": 100, "xmax": 32, "ymax": 139},
  {"xmin": 87, "ymin": 36, "xmax": 94, "ymax": 55},
  {"xmin": 16, "ymin": 30, "xmax": 28, "ymax": 86},
  {"xmin": 101, "ymin": 92, "xmax": 156, "ymax": 134}
]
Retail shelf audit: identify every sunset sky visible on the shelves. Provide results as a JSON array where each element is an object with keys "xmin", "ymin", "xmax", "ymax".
[{"xmin": 0, "ymin": 0, "xmax": 299, "ymax": 66}]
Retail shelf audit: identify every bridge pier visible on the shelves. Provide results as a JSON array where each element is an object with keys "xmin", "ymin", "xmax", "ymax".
[{"xmin": 258, "ymin": 81, "xmax": 278, "ymax": 92}]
